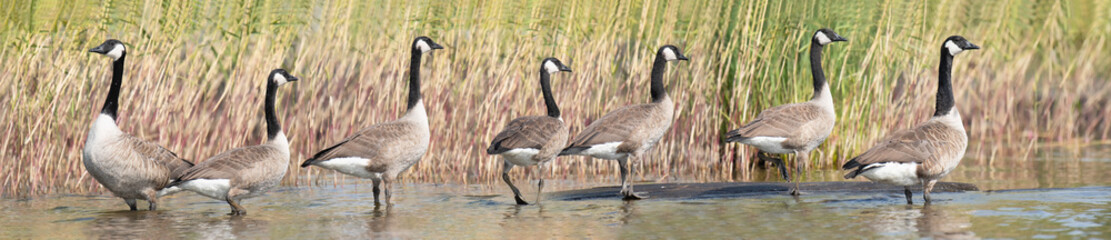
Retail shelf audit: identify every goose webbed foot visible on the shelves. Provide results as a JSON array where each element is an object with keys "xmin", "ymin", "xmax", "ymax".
[
  {"xmin": 514, "ymin": 195, "xmax": 529, "ymax": 205},
  {"xmin": 621, "ymin": 190, "xmax": 648, "ymax": 200}
]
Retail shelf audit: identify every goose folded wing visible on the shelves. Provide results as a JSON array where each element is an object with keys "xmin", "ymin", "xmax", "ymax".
[
  {"xmin": 178, "ymin": 146, "xmax": 278, "ymax": 182},
  {"xmin": 307, "ymin": 122, "xmax": 416, "ymax": 163},
  {"xmin": 488, "ymin": 117, "xmax": 562, "ymax": 154},
  {"xmin": 122, "ymin": 134, "xmax": 195, "ymax": 179},
  {"xmin": 850, "ymin": 129, "xmax": 933, "ymax": 166},
  {"xmin": 728, "ymin": 104, "xmax": 823, "ymax": 139},
  {"xmin": 566, "ymin": 106, "xmax": 651, "ymax": 148}
]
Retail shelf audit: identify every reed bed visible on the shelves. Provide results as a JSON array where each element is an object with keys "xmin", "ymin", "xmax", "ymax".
[{"xmin": 0, "ymin": 0, "xmax": 1108, "ymax": 197}]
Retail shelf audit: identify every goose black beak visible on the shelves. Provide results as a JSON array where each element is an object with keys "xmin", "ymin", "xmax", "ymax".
[
  {"xmin": 833, "ymin": 34, "xmax": 848, "ymax": 42},
  {"xmin": 89, "ymin": 44, "xmax": 109, "ymax": 54},
  {"xmin": 288, "ymin": 76, "xmax": 300, "ymax": 82},
  {"xmin": 430, "ymin": 42, "xmax": 444, "ymax": 50},
  {"xmin": 678, "ymin": 55, "xmax": 690, "ymax": 61},
  {"xmin": 560, "ymin": 65, "xmax": 573, "ymax": 72},
  {"xmin": 965, "ymin": 43, "xmax": 980, "ymax": 50}
]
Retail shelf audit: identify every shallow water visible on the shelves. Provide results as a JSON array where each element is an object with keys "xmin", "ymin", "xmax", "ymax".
[{"xmin": 3, "ymin": 149, "xmax": 1111, "ymax": 239}]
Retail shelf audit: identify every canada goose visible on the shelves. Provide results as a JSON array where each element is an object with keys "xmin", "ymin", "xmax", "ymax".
[
  {"xmin": 487, "ymin": 57, "xmax": 573, "ymax": 205},
  {"xmin": 300, "ymin": 36, "xmax": 443, "ymax": 206},
  {"xmin": 82, "ymin": 39, "xmax": 194, "ymax": 211},
  {"xmin": 723, "ymin": 29, "xmax": 847, "ymax": 195},
  {"xmin": 167, "ymin": 69, "xmax": 298, "ymax": 215},
  {"xmin": 559, "ymin": 45, "xmax": 689, "ymax": 200},
  {"xmin": 842, "ymin": 36, "xmax": 979, "ymax": 204}
]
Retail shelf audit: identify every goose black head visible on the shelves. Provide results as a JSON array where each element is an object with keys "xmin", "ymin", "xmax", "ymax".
[
  {"xmin": 943, "ymin": 35, "xmax": 979, "ymax": 56},
  {"xmin": 89, "ymin": 39, "xmax": 126, "ymax": 60},
  {"xmin": 658, "ymin": 45, "xmax": 689, "ymax": 62},
  {"xmin": 413, "ymin": 36, "xmax": 444, "ymax": 53},
  {"xmin": 541, "ymin": 57, "xmax": 572, "ymax": 74},
  {"xmin": 813, "ymin": 28, "xmax": 848, "ymax": 46},
  {"xmin": 269, "ymin": 69, "xmax": 299, "ymax": 86}
]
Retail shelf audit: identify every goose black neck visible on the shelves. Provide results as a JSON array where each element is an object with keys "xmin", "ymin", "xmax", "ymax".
[
  {"xmin": 264, "ymin": 79, "xmax": 282, "ymax": 140},
  {"xmin": 100, "ymin": 54, "xmax": 125, "ymax": 119},
  {"xmin": 934, "ymin": 50, "xmax": 956, "ymax": 117},
  {"xmin": 809, "ymin": 42, "xmax": 827, "ymax": 100},
  {"xmin": 539, "ymin": 70, "xmax": 560, "ymax": 117},
  {"xmin": 650, "ymin": 55, "xmax": 669, "ymax": 102},
  {"xmin": 407, "ymin": 49, "xmax": 423, "ymax": 110}
]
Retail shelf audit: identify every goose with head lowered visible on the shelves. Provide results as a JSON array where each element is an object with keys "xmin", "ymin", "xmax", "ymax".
[
  {"xmin": 83, "ymin": 39, "xmax": 195, "ymax": 211},
  {"xmin": 724, "ymin": 28, "xmax": 847, "ymax": 195},
  {"xmin": 842, "ymin": 36, "xmax": 979, "ymax": 204},
  {"xmin": 487, "ymin": 57, "xmax": 573, "ymax": 205},
  {"xmin": 163, "ymin": 69, "xmax": 298, "ymax": 216},
  {"xmin": 559, "ymin": 45, "xmax": 689, "ymax": 200},
  {"xmin": 300, "ymin": 36, "xmax": 443, "ymax": 206}
]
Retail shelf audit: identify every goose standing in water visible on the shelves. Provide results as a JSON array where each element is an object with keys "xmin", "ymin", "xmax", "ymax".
[
  {"xmin": 166, "ymin": 69, "xmax": 298, "ymax": 215},
  {"xmin": 724, "ymin": 29, "xmax": 847, "ymax": 195},
  {"xmin": 83, "ymin": 39, "xmax": 194, "ymax": 211},
  {"xmin": 559, "ymin": 45, "xmax": 689, "ymax": 200},
  {"xmin": 843, "ymin": 36, "xmax": 979, "ymax": 204},
  {"xmin": 487, "ymin": 57, "xmax": 573, "ymax": 205},
  {"xmin": 301, "ymin": 37, "xmax": 443, "ymax": 206}
]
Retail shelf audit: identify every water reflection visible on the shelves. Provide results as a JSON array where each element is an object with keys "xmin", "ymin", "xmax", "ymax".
[
  {"xmin": 619, "ymin": 201, "xmax": 637, "ymax": 225},
  {"xmin": 86, "ymin": 211, "xmax": 177, "ymax": 239},
  {"xmin": 367, "ymin": 204, "xmax": 392, "ymax": 236},
  {"xmin": 191, "ymin": 216, "xmax": 270, "ymax": 239},
  {"xmin": 862, "ymin": 205, "xmax": 974, "ymax": 239}
]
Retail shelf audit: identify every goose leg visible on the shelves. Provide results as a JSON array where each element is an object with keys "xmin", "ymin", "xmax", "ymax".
[
  {"xmin": 372, "ymin": 178, "xmax": 383, "ymax": 206},
  {"xmin": 789, "ymin": 152, "xmax": 808, "ymax": 196},
  {"xmin": 226, "ymin": 189, "xmax": 248, "ymax": 215},
  {"xmin": 923, "ymin": 180, "xmax": 937, "ymax": 204},
  {"xmin": 536, "ymin": 162, "xmax": 547, "ymax": 204},
  {"xmin": 382, "ymin": 174, "xmax": 395, "ymax": 206},
  {"xmin": 125, "ymin": 199, "xmax": 138, "ymax": 211},
  {"xmin": 618, "ymin": 155, "xmax": 647, "ymax": 200},
  {"xmin": 904, "ymin": 187, "xmax": 914, "ymax": 205},
  {"xmin": 502, "ymin": 161, "xmax": 528, "ymax": 205},
  {"xmin": 145, "ymin": 189, "xmax": 159, "ymax": 211},
  {"xmin": 757, "ymin": 151, "xmax": 790, "ymax": 181}
]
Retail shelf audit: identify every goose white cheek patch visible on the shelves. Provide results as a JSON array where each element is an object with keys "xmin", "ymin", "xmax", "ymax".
[
  {"xmin": 815, "ymin": 32, "xmax": 832, "ymax": 45},
  {"xmin": 106, "ymin": 45, "xmax": 125, "ymax": 60},
  {"xmin": 945, "ymin": 41, "xmax": 964, "ymax": 56},
  {"xmin": 544, "ymin": 61, "xmax": 560, "ymax": 73},
  {"xmin": 416, "ymin": 40, "xmax": 432, "ymax": 53},
  {"xmin": 273, "ymin": 73, "xmax": 289, "ymax": 85},
  {"xmin": 663, "ymin": 48, "xmax": 678, "ymax": 61}
]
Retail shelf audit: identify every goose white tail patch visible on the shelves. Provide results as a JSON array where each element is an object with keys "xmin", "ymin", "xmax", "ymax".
[
  {"xmin": 739, "ymin": 136, "xmax": 791, "ymax": 154},
  {"xmin": 859, "ymin": 162, "xmax": 920, "ymax": 186},
  {"xmin": 579, "ymin": 142, "xmax": 626, "ymax": 160},
  {"xmin": 157, "ymin": 186, "xmax": 183, "ymax": 197},
  {"xmin": 500, "ymin": 148, "xmax": 540, "ymax": 166},
  {"xmin": 815, "ymin": 32, "xmax": 832, "ymax": 45},
  {"xmin": 316, "ymin": 157, "xmax": 380, "ymax": 179},
  {"xmin": 944, "ymin": 40, "xmax": 964, "ymax": 56},
  {"xmin": 179, "ymin": 179, "xmax": 231, "ymax": 200}
]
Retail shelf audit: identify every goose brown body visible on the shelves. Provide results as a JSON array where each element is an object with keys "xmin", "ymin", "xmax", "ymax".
[
  {"xmin": 83, "ymin": 39, "xmax": 193, "ymax": 211},
  {"xmin": 300, "ymin": 36, "xmax": 443, "ymax": 206},
  {"xmin": 842, "ymin": 35, "xmax": 978, "ymax": 204}
]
